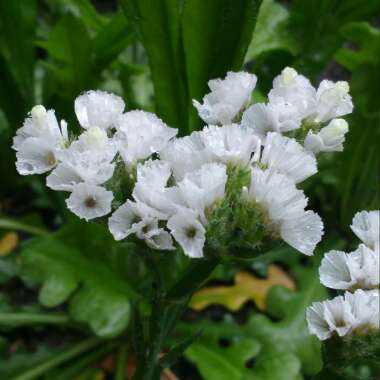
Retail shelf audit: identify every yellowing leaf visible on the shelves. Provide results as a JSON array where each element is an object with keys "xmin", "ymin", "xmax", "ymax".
[
  {"xmin": 190, "ymin": 265, "xmax": 295, "ymax": 311},
  {"xmin": 0, "ymin": 232, "xmax": 18, "ymax": 256}
]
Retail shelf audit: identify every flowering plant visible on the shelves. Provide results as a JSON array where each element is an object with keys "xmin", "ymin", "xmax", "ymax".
[{"xmin": 12, "ymin": 66, "xmax": 367, "ymax": 378}]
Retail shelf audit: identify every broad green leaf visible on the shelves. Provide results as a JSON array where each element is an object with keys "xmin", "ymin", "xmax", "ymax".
[
  {"xmin": 245, "ymin": 0, "xmax": 298, "ymax": 61},
  {"xmin": 20, "ymin": 221, "xmax": 136, "ymax": 338},
  {"xmin": 121, "ymin": 0, "xmax": 188, "ymax": 132},
  {"xmin": 335, "ymin": 22, "xmax": 380, "ymax": 71},
  {"xmin": 37, "ymin": 14, "xmax": 93, "ymax": 100},
  {"xmin": 182, "ymin": 265, "xmax": 327, "ymax": 379},
  {"xmin": 93, "ymin": 12, "xmax": 133, "ymax": 69},
  {"xmin": 182, "ymin": 0, "xmax": 263, "ymax": 131},
  {"xmin": 289, "ymin": 0, "xmax": 380, "ymax": 79},
  {"xmin": 186, "ymin": 335, "xmax": 261, "ymax": 380}
]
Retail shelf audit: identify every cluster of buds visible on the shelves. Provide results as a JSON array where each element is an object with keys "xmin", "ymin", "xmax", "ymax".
[{"xmin": 13, "ymin": 67, "xmax": 354, "ymax": 260}]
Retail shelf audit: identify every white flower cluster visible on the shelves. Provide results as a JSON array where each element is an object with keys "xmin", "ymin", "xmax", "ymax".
[
  {"xmin": 13, "ymin": 68, "xmax": 353, "ymax": 259},
  {"xmin": 307, "ymin": 210, "xmax": 379, "ymax": 341}
]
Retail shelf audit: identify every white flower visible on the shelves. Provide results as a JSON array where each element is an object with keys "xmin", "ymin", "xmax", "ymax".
[
  {"xmin": 351, "ymin": 210, "xmax": 379, "ymax": 251},
  {"xmin": 247, "ymin": 168, "xmax": 323, "ymax": 255},
  {"xmin": 132, "ymin": 160, "xmax": 176, "ymax": 218},
  {"xmin": 13, "ymin": 105, "xmax": 68, "ymax": 151},
  {"xmin": 200, "ymin": 124, "xmax": 259, "ymax": 167},
  {"xmin": 345, "ymin": 289, "xmax": 379, "ymax": 332},
  {"xmin": 175, "ymin": 163, "xmax": 227, "ymax": 224},
  {"xmin": 74, "ymin": 90, "xmax": 125, "ymax": 130},
  {"xmin": 304, "ymin": 119, "xmax": 349, "ymax": 153},
  {"xmin": 13, "ymin": 105, "xmax": 68, "ymax": 175},
  {"xmin": 167, "ymin": 209, "xmax": 206, "ymax": 258},
  {"xmin": 46, "ymin": 127, "xmax": 116, "ymax": 191},
  {"xmin": 268, "ymin": 67, "xmax": 317, "ymax": 119},
  {"xmin": 108, "ymin": 200, "xmax": 174, "ymax": 250},
  {"xmin": 319, "ymin": 245, "xmax": 379, "ymax": 290},
  {"xmin": 242, "ymin": 102, "xmax": 301, "ymax": 140},
  {"xmin": 115, "ymin": 110, "xmax": 177, "ymax": 167},
  {"xmin": 306, "ymin": 295, "xmax": 356, "ymax": 340},
  {"xmin": 193, "ymin": 71, "xmax": 257, "ymax": 125},
  {"xmin": 15, "ymin": 137, "xmax": 60, "ymax": 175},
  {"xmin": 258, "ymin": 132, "xmax": 317, "ymax": 183},
  {"xmin": 307, "ymin": 290, "xmax": 379, "ymax": 340},
  {"xmin": 66, "ymin": 183, "xmax": 113, "ymax": 221},
  {"xmin": 314, "ymin": 80, "xmax": 353, "ymax": 123},
  {"xmin": 159, "ymin": 132, "xmax": 211, "ymax": 180}
]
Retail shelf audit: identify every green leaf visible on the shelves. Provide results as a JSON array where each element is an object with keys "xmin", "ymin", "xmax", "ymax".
[
  {"xmin": 181, "ymin": 265, "xmax": 327, "ymax": 379},
  {"xmin": 186, "ymin": 334, "xmax": 261, "ymax": 380},
  {"xmin": 245, "ymin": 0, "xmax": 298, "ymax": 61},
  {"xmin": 182, "ymin": 0, "xmax": 263, "ymax": 131},
  {"xmin": 93, "ymin": 12, "xmax": 133, "ymax": 69},
  {"xmin": 20, "ymin": 220, "xmax": 136, "ymax": 338},
  {"xmin": 0, "ymin": 0, "xmax": 36, "ymax": 107},
  {"xmin": 121, "ymin": 0, "xmax": 188, "ymax": 132},
  {"xmin": 159, "ymin": 330, "xmax": 201, "ymax": 369},
  {"xmin": 37, "ymin": 13, "xmax": 93, "ymax": 99},
  {"xmin": 335, "ymin": 22, "xmax": 379, "ymax": 71}
]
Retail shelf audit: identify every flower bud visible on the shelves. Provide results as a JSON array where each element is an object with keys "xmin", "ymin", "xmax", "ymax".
[
  {"xmin": 31, "ymin": 105, "xmax": 47, "ymax": 124},
  {"xmin": 304, "ymin": 119, "xmax": 349, "ymax": 153},
  {"xmin": 83, "ymin": 126, "xmax": 108, "ymax": 147}
]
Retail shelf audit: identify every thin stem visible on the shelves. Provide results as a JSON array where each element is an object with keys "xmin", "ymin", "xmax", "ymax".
[
  {"xmin": 0, "ymin": 312, "xmax": 70, "ymax": 326},
  {"xmin": 0, "ymin": 218, "xmax": 48, "ymax": 236},
  {"xmin": 166, "ymin": 258, "xmax": 219, "ymax": 300},
  {"xmin": 114, "ymin": 343, "xmax": 128, "ymax": 380},
  {"xmin": 133, "ymin": 257, "xmax": 219, "ymax": 380},
  {"xmin": 11, "ymin": 338, "xmax": 102, "ymax": 380}
]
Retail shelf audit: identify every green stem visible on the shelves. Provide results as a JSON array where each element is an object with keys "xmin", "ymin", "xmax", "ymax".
[
  {"xmin": 0, "ymin": 218, "xmax": 48, "ymax": 236},
  {"xmin": 133, "ymin": 257, "xmax": 219, "ymax": 380},
  {"xmin": 166, "ymin": 258, "xmax": 219, "ymax": 300},
  {"xmin": 11, "ymin": 338, "xmax": 102, "ymax": 380},
  {"xmin": 0, "ymin": 312, "xmax": 70, "ymax": 326},
  {"xmin": 115, "ymin": 343, "xmax": 129, "ymax": 380}
]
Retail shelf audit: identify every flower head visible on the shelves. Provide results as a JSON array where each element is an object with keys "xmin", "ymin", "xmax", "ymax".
[
  {"xmin": 258, "ymin": 132, "xmax": 317, "ymax": 183},
  {"xmin": 241, "ymin": 102, "xmax": 301, "ymax": 141},
  {"xmin": 160, "ymin": 132, "xmax": 211, "ymax": 181},
  {"xmin": 246, "ymin": 168, "xmax": 323, "ymax": 255},
  {"xmin": 307, "ymin": 290, "xmax": 379, "ymax": 340},
  {"xmin": 304, "ymin": 119, "xmax": 349, "ymax": 154},
  {"xmin": 46, "ymin": 127, "xmax": 116, "ymax": 191},
  {"xmin": 115, "ymin": 110, "xmax": 177, "ymax": 167},
  {"xmin": 66, "ymin": 183, "xmax": 113, "ymax": 221},
  {"xmin": 319, "ymin": 245, "xmax": 379, "ymax": 290},
  {"xmin": 75, "ymin": 90, "xmax": 125, "ymax": 130},
  {"xmin": 200, "ymin": 124, "xmax": 259, "ymax": 167},
  {"xmin": 13, "ymin": 106, "xmax": 68, "ymax": 175},
  {"xmin": 167, "ymin": 209, "xmax": 206, "ymax": 258},
  {"xmin": 193, "ymin": 71, "xmax": 257, "ymax": 125},
  {"xmin": 175, "ymin": 163, "xmax": 228, "ymax": 224},
  {"xmin": 315, "ymin": 80, "xmax": 353, "ymax": 123},
  {"xmin": 351, "ymin": 210, "xmax": 379, "ymax": 251}
]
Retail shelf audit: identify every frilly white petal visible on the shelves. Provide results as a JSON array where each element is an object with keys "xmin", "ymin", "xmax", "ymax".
[
  {"xmin": 280, "ymin": 210, "xmax": 323, "ymax": 255},
  {"xmin": 351, "ymin": 210, "xmax": 379, "ymax": 251},
  {"xmin": 193, "ymin": 71, "xmax": 257, "ymax": 124},
  {"xmin": 260, "ymin": 132, "xmax": 317, "ymax": 183},
  {"xmin": 115, "ymin": 110, "xmax": 177, "ymax": 166},
  {"xmin": 75, "ymin": 90, "xmax": 125, "ymax": 129}
]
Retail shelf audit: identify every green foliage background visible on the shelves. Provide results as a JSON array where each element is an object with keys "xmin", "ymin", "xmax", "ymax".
[{"xmin": 0, "ymin": 0, "xmax": 378, "ymax": 379}]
